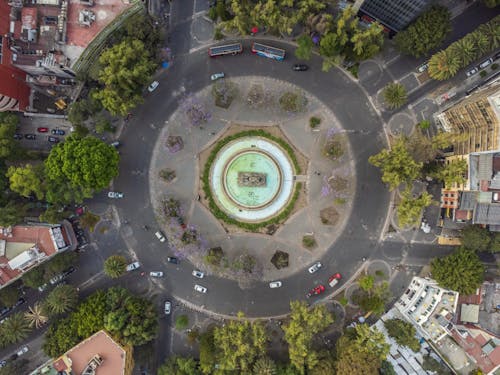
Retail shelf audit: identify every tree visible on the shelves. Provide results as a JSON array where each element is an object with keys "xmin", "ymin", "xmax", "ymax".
[
  {"xmin": 199, "ymin": 329, "xmax": 216, "ymax": 374},
  {"xmin": 0, "ymin": 285, "xmax": 20, "ymax": 307},
  {"xmin": 72, "ymin": 290, "xmax": 108, "ymax": 338},
  {"xmin": 397, "ymin": 189, "xmax": 434, "ymax": 228},
  {"xmin": 479, "ymin": 21, "xmax": 500, "ymax": 51},
  {"xmin": 222, "ymin": 0, "xmax": 252, "ymax": 35},
  {"xmin": 380, "ymin": 360, "xmax": 397, "ymax": 375},
  {"xmin": 358, "ymin": 274, "xmax": 374, "ymax": 292},
  {"xmin": 451, "ymin": 36, "xmax": 477, "ymax": 66},
  {"xmin": 0, "ymin": 201, "xmax": 27, "ymax": 227},
  {"xmin": 0, "ymin": 359, "xmax": 28, "ymax": 375},
  {"xmin": 39, "ymin": 205, "xmax": 69, "ymax": 224},
  {"xmin": 0, "ymin": 112, "xmax": 21, "ymax": 160},
  {"xmin": 92, "ymin": 39, "xmax": 156, "ymax": 115},
  {"xmin": 253, "ymin": 356, "xmax": 278, "ymax": 375},
  {"xmin": 460, "ymin": 225, "xmax": 491, "ymax": 252},
  {"xmin": 103, "ymin": 255, "xmax": 127, "ymax": 278},
  {"xmin": 0, "ymin": 312, "xmax": 32, "ymax": 344},
  {"xmin": 431, "ymin": 159, "xmax": 467, "ymax": 188},
  {"xmin": 212, "ymin": 312, "xmax": 267, "ymax": 372},
  {"xmin": 349, "ymin": 22, "xmax": 384, "ymax": 61},
  {"xmin": 471, "ymin": 31, "xmax": 490, "ymax": 58},
  {"xmin": 428, "ymin": 49, "xmax": 461, "ymax": 80},
  {"xmin": 158, "ymin": 356, "xmax": 201, "ymax": 375},
  {"xmin": 295, "ymin": 34, "xmax": 314, "ymax": 60},
  {"xmin": 46, "ymin": 251, "xmax": 78, "ymax": 277},
  {"xmin": 45, "ymin": 284, "xmax": 79, "ymax": 315},
  {"xmin": 383, "ymin": 318, "xmax": 420, "ymax": 352},
  {"xmin": 22, "ymin": 266, "xmax": 47, "ymax": 289},
  {"xmin": 282, "ymin": 301, "xmax": 333, "ymax": 374},
  {"xmin": 43, "ymin": 316, "xmax": 80, "ymax": 357},
  {"xmin": 25, "ymin": 302, "xmax": 49, "ymax": 328},
  {"xmin": 489, "ymin": 233, "xmax": 500, "ymax": 253},
  {"xmin": 319, "ymin": 32, "xmax": 344, "ymax": 71},
  {"xmin": 431, "ymin": 247, "xmax": 484, "ymax": 294},
  {"xmin": 394, "ymin": 6, "xmax": 451, "ymax": 58},
  {"xmin": 368, "ymin": 138, "xmax": 422, "ymax": 190},
  {"xmin": 383, "ymin": 83, "xmax": 407, "ymax": 109},
  {"xmin": 7, "ymin": 164, "xmax": 45, "ymax": 200}
]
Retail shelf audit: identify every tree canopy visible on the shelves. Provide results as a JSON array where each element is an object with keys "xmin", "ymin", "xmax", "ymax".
[
  {"xmin": 460, "ymin": 225, "xmax": 492, "ymax": 252},
  {"xmin": 383, "ymin": 318, "xmax": 420, "ymax": 352},
  {"xmin": 7, "ymin": 164, "xmax": 45, "ymax": 200},
  {"xmin": 397, "ymin": 189, "xmax": 434, "ymax": 228},
  {"xmin": 430, "ymin": 247, "xmax": 484, "ymax": 294}
]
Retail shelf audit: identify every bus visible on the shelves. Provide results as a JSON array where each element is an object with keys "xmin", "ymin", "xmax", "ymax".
[
  {"xmin": 251, "ymin": 42, "xmax": 285, "ymax": 61},
  {"xmin": 208, "ymin": 43, "xmax": 243, "ymax": 57}
]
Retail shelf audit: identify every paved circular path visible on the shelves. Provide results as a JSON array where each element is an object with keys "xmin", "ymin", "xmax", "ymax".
[{"xmin": 115, "ymin": 39, "xmax": 390, "ymax": 317}]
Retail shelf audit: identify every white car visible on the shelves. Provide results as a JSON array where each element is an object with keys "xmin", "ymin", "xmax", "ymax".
[
  {"xmin": 107, "ymin": 191, "xmax": 123, "ymax": 199},
  {"xmin": 148, "ymin": 81, "xmax": 159, "ymax": 92},
  {"xmin": 192, "ymin": 270, "xmax": 204, "ymax": 279},
  {"xmin": 210, "ymin": 72, "xmax": 225, "ymax": 81},
  {"xmin": 269, "ymin": 281, "xmax": 282, "ymax": 288},
  {"xmin": 466, "ymin": 67, "xmax": 478, "ymax": 77},
  {"xmin": 150, "ymin": 271, "xmax": 164, "ymax": 277},
  {"xmin": 308, "ymin": 262, "xmax": 322, "ymax": 274},
  {"xmin": 126, "ymin": 262, "xmax": 140, "ymax": 271},
  {"xmin": 164, "ymin": 301, "xmax": 171, "ymax": 315},
  {"xmin": 194, "ymin": 284, "xmax": 207, "ymax": 293},
  {"xmin": 16, "ymin": 346, "xmax": 28, "ymax": 356},
  {"xmin": 479, "ymin": 58, "xmax": 493, "ymax": 69},
  {"xmin": 49, "ymin": 274, "xmax": 64, "ymax": 285},
  {"xmin": 155, "ymin": 231, "xmax": 166, "ymax": 242},
  {"xmin": 417, "ymin": 63, "xmax": 428, "ymax": 73}
]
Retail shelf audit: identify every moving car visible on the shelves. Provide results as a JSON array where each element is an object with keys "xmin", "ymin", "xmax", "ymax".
[
  {"xmin": 24, "ymin": 134, "xmax": 36, "ymax": 140},
  {"xmin": 16, "ymin": 346, "xmax": 28, "ymax": 356},
  {"xmin": 194, "ymin": 284, "xmax": 207, "ymax": 293},
  {"xmin": 306, "ymin": 284, "xmax": 325, "ymax": 298},
  {"xmin": 292, "ymin": 64, "xmax": 309, "ymax": 71},
  {"xmin": 51, "ymin": 129, "xmax": 65, "ymax": 135},
  {"xmin": 167, "ymin": 256, "xmax": 178, "ymax": 264},
  {"xmin": 48, "ymin": 136, "xmax": 59, "ymax": 143},
  {"xmin": 107, "ymin": 191, "xmax": 124, "ymax": 199},
  {"xmin": 164, "ymin": 301, "xmax": 171, "ymax": 315},
  {"xmin": 155, "ymin": 231, "xmax": 166, "ymax": 242},
  {"xmin": 479, "ymin": 58, "xmax": 493, "ymax": 69},
  {"xmin": 328, "ymin": 273, "xmax": 342, "ymax": 288},
  {"xmin": 210, "ymin": 72, "xmax": 225, "ymax": 81},
  {"xmin": 150, "ymin": 271, "xmax": 164, "ymax": 277},
  {"xmin": 126, "ymin": 262, "xmax": 140, "ymax": 271},
  {"xmin": 192, "ymin": 270, "xmax": 204, "ymax": 278},
  {"xmin": 37, "ymin": 127, "xmax": 48, "ymax": 133},
  {"xmin": 308, "ymin": 262, "xmax": 322, "ymax": 274},
  {"xmin": 269, "ymin": 281, "xmax": 282, "ymax": 288},
  {"xmin": 148, "ymin": 81, "xmax": 160, "ymax": 92},
  {"xmin": 466, "ymin": 67, "xmax": 478, "ymax": 77}
]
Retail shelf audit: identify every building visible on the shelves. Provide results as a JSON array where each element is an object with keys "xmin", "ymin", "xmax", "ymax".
[
  {"xmin": 31, "ymin": 330, "xmax": 133, "ymax": 375},
  {"xmin": 0, "ymin": 221, "xmax": 77, "ymax": 289},
  {"xmin": 358, "ymin": 0, "xmax": 431, "ymax": 33}
]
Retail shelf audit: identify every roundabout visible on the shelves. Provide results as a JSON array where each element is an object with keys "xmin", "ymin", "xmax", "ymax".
[{"xmin": 116, "ymin": 39, "xmax": 391, "ymax": 317}]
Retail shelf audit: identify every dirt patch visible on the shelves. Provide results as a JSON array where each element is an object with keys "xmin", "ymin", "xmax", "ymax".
[{"xmin": 320, "ymin": 206, "xmax": 339, "ymax": 226}]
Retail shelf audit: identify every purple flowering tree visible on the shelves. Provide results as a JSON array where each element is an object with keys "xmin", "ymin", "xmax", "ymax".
[{"xmin": 180, "ymin": 94, "xmax": 211, "ymax": 127}]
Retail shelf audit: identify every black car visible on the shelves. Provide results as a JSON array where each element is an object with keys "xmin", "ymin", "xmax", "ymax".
[
  {"xmin": 0, "ymin": 306, "xmax": 11, "ymax": 317},
  {"xmin": 13, "ymin": 298, "xmax": 26, "ymax": 308},
  {"xmin": 167, "ymin": 257, "xmax": 179, "ymax": 264},
  {"xmin": 292, "ymin": 64, "xmax": 309, "ymax": 71},
  {"xmin": 24, "ymin": 134, "xmax": 36, "ymax": 140},
  {"xmin": 13, "ymin": 133, "xmax": 23, "ymax": 140},
  {"xmin": 62, "ymin": 266, "xmax": 76, "ymax": 278},
  {"xmin": 0, "ymin": 360, "xmax": 6, "ymax": 368},
  {"xmin": 48, "ymin": 136, "xmax": 60, "ymax": 143},
  {"xmin": 51, "ymin": 129, "xmax": 65, "ymax": 135}
]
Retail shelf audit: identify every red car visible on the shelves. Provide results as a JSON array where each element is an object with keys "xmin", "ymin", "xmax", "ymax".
[
  {"xmin": 306, "ymin": 284, "xmax": 325, "ymax": 298},
  {"xmin": 328, "ymin": 273, "xmax": 342, "ymax": 288},
  {"xmin": 37, "ymin": 127, "xmax": 48, "ymax": 133}
]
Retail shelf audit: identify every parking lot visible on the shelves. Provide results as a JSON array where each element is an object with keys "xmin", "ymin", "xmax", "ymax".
[{"xmin": 16, "ymin": 115, "xmax": 72, "ymax": 151}]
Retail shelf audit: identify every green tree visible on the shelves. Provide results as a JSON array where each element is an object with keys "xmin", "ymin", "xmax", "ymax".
[
  {"xmin": 0, "ymin": 112, "xmax": 21, "ymax": 160},
  {"xmin": 199, "ymin": 329, "xmax": 216, "ymax": 374},
  {"xmin": 350, "ymin": 22, "xmax": 384, "ymax": 60},
  {"xmin": 431, "ymin": 159, "xmax": 468, "ymax": 188},
  {"xmin": 431, "ymin": 247, "xmax": 484, "ymax": 294},
  {"xmin": 282, "ymin": 301, "xmax": 333, "ymax": 374},
  {"xmin": 383, "ymin": 318, "xmax": 420, "ymax": 352},
  {"xmin": 380, "ymin": 360, "xmax": 397, "ymax": 375},
  {"xmin": 0, "ymin": 201, "xmax": 27, "ymax": 227},
  {"xmin": 0, "ymin": 285, "xmax": 20, "ymax": 306},
  {"xmin": 451, "ymin": 36, "xmax": 477, "ymax": 66},
  {"xmin": 253, "ymin": 356, "xmax": 277, "ymax": 375},
  {"xmin": 394, "ymin": 6, "xmax": 451, "ymax": 58},
  {"xmin": 158, "ymin": 356, "xmax": 201, "ymax": 375},
  {"xmin": 92, "ymin": 39, "xmax": 156, "ymax": 116},
  {"xmin": 397, "ymin": 190, "xmax": 434, "ymax": 228},
  {"xmin": 7, "ymin": 164, "xmax": 45, "ymax": 200},
  {"xmin": 358, "ymin": 274, "xmax": 374, "ymax": 292},
  {"xmin": 72, "ymin": 290, "xmax": 107, "ymax": 338},
  {"xmin": 46, "ymin": 251, "xmax": 78, "ymax": 277},
  {"xmin": 383, "ymin": 83, "xmax": 408, "ymax": 109},
  {"xmin": 479, "ymin": 21, "xmax": 500, "ymax": 50},
  {"xmin": 471, "ymin": 31, "xmax": 491, "ymax": 58},
  {"xmin": 483, "ymin": 0, "xmax": 500, "ymax": 7},
  {"xmin": 295, "ymin": 34, "xmax": 314, "ymax": 60},
  {"xmin": 368, "ymin": 138, "xmax": 422, "ymax": 190},
  {"xmin": 0, "ymin": 312, "xmax": 32, "ymax": 344},
  {"xmin": 39, "ymin": 205, "xmax": 69, "ymax": 224},
  {"xmin": 45, "ymin": 136, "xmax": 119, "ymax": 192},
  {"xmin": 489, "ymin": 233, "xmax": 500, "ymax": 253},
  {"xmin": 319, "ymin": 32, "xmax": 344, "ymax": 71},
  {"xmin": 103, "ymin": 255, "xmax": 127, "ymax": 278},
  {"xmin": 45, "ymin": 284, "xmax": 79, "ymax": 315},
  {"xmin": 212, "ymin": 312, "xmax": 267, "ymax": 373},
  {"xmin": 460, "ymin": 225, "xmax": 491, "ymax": 252},
  {"xmin": 428, "ymin": 49, "xmax": 461, "ymax": 80},
  {"xmin": 22, "ymin": 266, "xmax": 47, "ymax": 289},
  {"xmin": 25, "ymin": 302, "xmax": 49, "ymax": 329},
  {"xmin": 222, "ymin": 0, "xmax": 252, "ymax": 35},
  {"xmin": 0, "ymin": 359, "xmax": 28, "ymax": 375},
  {"xmin": 42, "ymin": 316, "xmax": 80, "ymax": 357}
]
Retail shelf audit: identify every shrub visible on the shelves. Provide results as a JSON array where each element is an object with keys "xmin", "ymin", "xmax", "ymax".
[
  {"xmin": 309, "ymin": 116, "xmax": 321, "ymax": 129},
  {"xmin": 208, "ymin": 7, "xmax": 217, "ymax": 21},
  {"xmin": 323, "ymin": 137, "xmax": 344, "ymax": 159},
  {"xmin": 271, "ymin": 251, "xmax": 289, "ymax": 269},
  {"xmin": 302, "ymin": 235, "xmax": 317, "ymax": 249},
  {"xmin": 159, "ymin": 169, "xmax": 176, "ymax": 182},
  {"xmin": 212, "ymin": 80, "xmax": 238, "ymax": 108},
  {"xmin": 214, "ymin": 27, "xmax": 224, "ymax": 40},
  {"xmin": 339, "ymin": 296, "xmax": 348, "ymax": 306},
  {"xmin": 279, "ymin": 91, "xmax": 307, "ymax": 113},
  {"xmin": 492, "ymin": 63, "xmax": 499, "ymax": 70},
  {"xmin": 205, "ymin": 247, "xmax": 224, "ymax": 266},
  {"xmin": 80, "ymin": 211, "xmax": 100, "ymax": 232},
  {"xmin": 480, "ymin": 70, "xmax": 487, "ymax": 77}
]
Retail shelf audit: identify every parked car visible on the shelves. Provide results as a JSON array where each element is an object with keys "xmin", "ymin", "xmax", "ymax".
[
  {"xmin": 37, "ymin": 127, "xmax": 48, "ymax": 133},
  {"xmin": 38, "ymin": 283, "xmax": 48, "ymax": 293},
  {"xmin": 417, "ymin": 63, "xmax": 428, "ymax": 73},
  {"xmin": 308, "ymin": 262, "xmax": 322, "ymax": 274},
  {"xmin": 62, "ymin": 266, "xmax": 76, "ymax": 278},
  {"xmin": 16, "ymin": 346, "xmax": 28, "ymax": 356},
  {"xmin": 292, "ymin": 64, "xmax": 309, "ymax": 71},
  {"xmin": 466, "ymin": 67, "xmax": 478, "ymax": 77},
  {"xmin": 13, "ymin": 298, "xmax": 26, "ymax": 308},
  {"xmin": 148, "ymin": 81, "xmax": 159, "ymax": 92},
  {"xmin": 155, "ymin": 231, "xmax": 166, "ymax": 242},
  {"xmin": 164, "ymin": 301, "xmax": 171, "ymax": 314},
  {"xmin": 210, "ymin": 72, "xmax": 225, "ymax": 81},
  {"xmin": 167, "ymin": 256, "xmax": 178, "ymax": 264},
  {"xmin": 328, "ymin": 273, "xmax": 342, "ymax": 288},
  {"xmin": 110, "ymin": 141, "xmax": 121, "ymax": 148},
  {"xmin": 0, "ymin": 360, "xmax": 6, "ymax": 368},
  {"xmin": 150, "ymin": 271, "xmax": 164, "ymax": 277},
  {"xmin": 48, "ymin": 136, "xmax": 60, "ymax": 143},
  {"xmin": 107, "ymin": 191, "xmax": 124, "ymax": 199},
  {"xmin": 495, "ymin": 51, "xmax": 500, "ymax": 60},
  {"xmin": 126, "ymin": 262, "xmax": 141, "ymax": 271},
  {"xmin": 194, "ymin": 284, "xmax": 207, "ymax": 293},
  {"xmin": 192, "ymin": 270, "xmax": 204, "ymax": 278},
  {"xmin": 479, "ymin": 58, "xmax": 493, "ymax": 69},
  {"xmin": 51, "ymin": 129, "xmax": 65, "ymax": 135},
  {"xmin": 49, "ymin": 274, "xmax": 65, "ymax": 285},
  {"xmin": 306, "ymin": 284, "xmax": 325, "ymax": 298},
  {"xmin": 269, "ymin": 281, "xmax": 282, "ymax": 288},
  {"xmin": 24, "ymin": 134, "xmax": 36, "ymax": 140},
  {"xmin": 13, "ymin": 133, "xmax": 23, "ymax": 140},
  {"xmin": 0, "ymin": 306, "xmax": 11, "ymax": 317}
]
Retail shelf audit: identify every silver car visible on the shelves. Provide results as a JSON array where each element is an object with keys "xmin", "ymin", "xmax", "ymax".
[
  {"xmin": 107, "ymin": 191, "xmax": 123, "ymax": 199},
  {"xmin": 148, "ymin": 81, "xmax": 159, "ymax": 92},
  {"xmin": 192, "ymin": 270, "xmax": 204, "ymax": 278},
  {"xmin": 155, "ymin": 231, "xmax": 166, "ymax": 242},
  {"xmin": 210, "ymin": 72, "xmax": 225, "ymax": 81},
  {"xmin": 194, "ymin": 284, "xmax": 207, "ymax": 293},
  {"xmin": 150, "ymin": 271, "xmax": 164, "ymax": 277},
  {"xmin": 269, "ymin": 281, "xmax": 282, "ymax": 288},
  {"xmin": 308, "ymin": 262, "xmax": 322, "ymax": 274},
  {"xmin": 164, "ymin": 301, "xmax": 171, "ymax": 315}
]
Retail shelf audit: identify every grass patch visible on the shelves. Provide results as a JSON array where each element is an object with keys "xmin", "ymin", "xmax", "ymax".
[
  {"xmin": 302, "ymin": 235, "xmax": 317, "ymax": 249},
  {"xmin": 339, "ymin": 296, "xmax": 348, "ymax": 306},
  {"xmin": 309, "ymin": 116, "xmax": 321, "ymax": 129},
  {"xmin": 334, "ymin": 197, "xmax": 347, "ymax": 205},
  {"xmin": 175, "ymin": 315, "xmax": 189, "ymax": 330}
]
